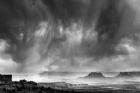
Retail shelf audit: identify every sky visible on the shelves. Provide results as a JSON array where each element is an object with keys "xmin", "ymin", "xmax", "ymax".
[{"xmin": 0, "ymin": 0, "xmax": 140, "ymax": 78}]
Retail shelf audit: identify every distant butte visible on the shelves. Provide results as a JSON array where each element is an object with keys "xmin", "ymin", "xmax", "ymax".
[
  {"xmin": 82, "ymin": 71, "xmax": 140, "ymax": 79},
  {"xmin": 116, "ymin": 72, "xmax": 140, "ymax": 78},
  {"xmin": 84, "ymin": 72, "xmax": 105, "ymax": 79}
]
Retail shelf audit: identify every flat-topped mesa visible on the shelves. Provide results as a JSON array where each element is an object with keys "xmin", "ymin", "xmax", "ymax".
[
  {"xmin": 85, "ymin": 72, "xmax": 105, "ymax": 78},
  {"xmin": 116, "ymin": 72, "xmax": 140, "ymax": 78},
  {"xmin": 0, "ymin": 74, "xmax": 12, "ymax": 83}
]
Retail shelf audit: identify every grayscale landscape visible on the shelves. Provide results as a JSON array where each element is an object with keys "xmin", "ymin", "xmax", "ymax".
[{"xmin": 0, "ymin": 0, "xmax": 140, "ymax": 92}]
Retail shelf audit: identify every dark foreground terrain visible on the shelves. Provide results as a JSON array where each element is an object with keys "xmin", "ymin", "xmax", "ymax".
[{"xmin": 0, "ymin": 80, "xmax": 140, "ymax": 93}]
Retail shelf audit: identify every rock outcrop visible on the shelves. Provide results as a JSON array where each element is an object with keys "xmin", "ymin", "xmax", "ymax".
[
  {"xmin": 116, "ymin": 72, "xmax": 140, "ymax": 78},
  {"xmin": 0, "ymin": 74, "xmax": 12, "ymax": 83},
  {"xmin": 84, "ymin": 72, "xmax": 105, "ymax": 79}
]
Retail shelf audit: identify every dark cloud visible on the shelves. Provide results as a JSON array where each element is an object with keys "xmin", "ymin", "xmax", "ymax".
[
  {"xmin": 0, "ymin": 0, "xmax": 48, "ymax": 62},
  {"xmin": 42, "ymin": 0, "xmax": 106, "ymax": 27},
  {"xmin": 0, "ymin": 0, "xmax": 140, "ymax": 73},
  {"xmin": 82, "ymin": 0, "xmax": 126, "ymax": 60}
]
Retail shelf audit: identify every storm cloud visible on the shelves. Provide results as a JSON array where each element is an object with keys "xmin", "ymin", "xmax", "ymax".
[{"xmin": 0, "ymin": 0, "xmax": 140, "ymax": 73}]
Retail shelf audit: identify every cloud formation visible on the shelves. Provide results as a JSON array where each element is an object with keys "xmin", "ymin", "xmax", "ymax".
[{"xmin": 0, "ymin": 0, "xmax": 140, "ymax": 74}]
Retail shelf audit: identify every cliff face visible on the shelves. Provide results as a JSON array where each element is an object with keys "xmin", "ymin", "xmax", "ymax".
[
  {"xmin": 116, "ymin": 72, "xmax": 140, "ymax": 78},
  {"xmin": 0, "ymin": 74, "xmax": 12, "ymax": 83},
  {"xmin": 84, "ymin": 72, "xmax": 105, "ymax": 78}
]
